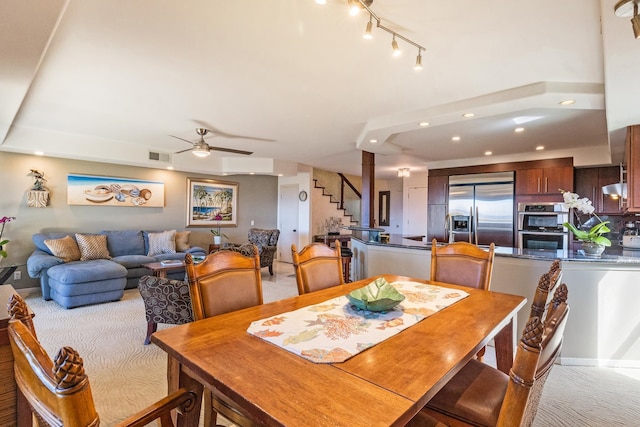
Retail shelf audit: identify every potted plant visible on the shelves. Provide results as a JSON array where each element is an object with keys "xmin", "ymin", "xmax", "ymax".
[
  {"xmin": 560, "ymin": 189, "xmax": 611, "ymax": 257},
  {"xmin": 0, "ymin": 216, "xmax": 16, "ymax": 260},
  {"xmin": 210, "ymin": 213, "xmax": 227, "ymax": 245}
]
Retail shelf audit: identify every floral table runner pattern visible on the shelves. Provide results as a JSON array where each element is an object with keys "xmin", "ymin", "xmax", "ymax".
[{"xmin": 246, "ymin": 280, "xmax": 469, "ymax": 363}]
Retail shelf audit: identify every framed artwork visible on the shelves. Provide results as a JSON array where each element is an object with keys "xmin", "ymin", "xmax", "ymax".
[
  {"xmin": 187, "ymin": 178, "xmax": 238, "ymax": 227},
  {"xmin": 67, "ymin": 174, "xmax": 164, "ymax": 207},
  {"xmin": 378, "ymin": 191, "xmax": 390, "ymax": 226}
]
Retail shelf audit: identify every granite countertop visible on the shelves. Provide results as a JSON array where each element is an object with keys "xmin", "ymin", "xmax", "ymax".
[{"xmin": 350, "ymin": 233, "xmax": 640, "ymax": 264}]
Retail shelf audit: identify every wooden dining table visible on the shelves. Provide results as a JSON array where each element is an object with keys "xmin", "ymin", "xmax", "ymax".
[{"xmin": 151, "ymin": 274, "xmax": 527, "ymax": 427}]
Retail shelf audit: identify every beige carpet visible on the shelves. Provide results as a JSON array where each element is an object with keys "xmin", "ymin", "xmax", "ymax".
[{"xmin": 17, "ymin": 271, "xmax": 640, "ymax": 426}]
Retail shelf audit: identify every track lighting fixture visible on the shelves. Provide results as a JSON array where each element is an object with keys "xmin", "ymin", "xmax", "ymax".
[
  {"xmin": 349, "ymin": 1, "xmax": 426, "ymax": 69},
  {"xmin": 414, "ymin": 50, "xmax": 423, "ymax": 70},
  {"xmin": 615, "ymin": 0, "xmax": 640, "ymax": 39},
  {"xmin": 363, "ymin": 16, "xmax": 373, "ymax": 39},
  {"xmin": 391, "ymin": 35, "xmax": 401, "ymax": 56}
]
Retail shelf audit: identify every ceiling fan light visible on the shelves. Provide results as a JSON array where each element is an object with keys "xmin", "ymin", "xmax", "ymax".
[{"xmin": 192, "ymin": 146, "xmax": 211, "ymax": 157}]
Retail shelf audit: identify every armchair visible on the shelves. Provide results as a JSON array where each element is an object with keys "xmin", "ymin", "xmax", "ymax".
[{"xmin": 247, "ymin": 228, "xmax": 280, "ymax": 275}]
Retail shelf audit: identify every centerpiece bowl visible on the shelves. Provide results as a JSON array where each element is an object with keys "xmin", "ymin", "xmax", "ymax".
[{"xmin": 346, "ymin": 277, "xmax": 405, "ymax": 312}]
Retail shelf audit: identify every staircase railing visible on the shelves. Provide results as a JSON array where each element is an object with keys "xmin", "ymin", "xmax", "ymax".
[{"xmin": 313, "ymin": 169, "xmax": 361, "ymax": 224}]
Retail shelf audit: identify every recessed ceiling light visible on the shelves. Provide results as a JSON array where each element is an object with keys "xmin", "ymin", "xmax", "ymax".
[
  {"xmin": 559, "ymin": 99, "xmax": 575, "ymax": 106},
  {"xmin": 514, "ymin": 127, "xmax": 525, "ymax": 133},
  {"xmin": 484, "ymin": 151, "xmax": 492, "ymax": 156},
  {"xmin": 249, "ymin": 172, "xmax": 255, "ymax": 175},
  {"xmin": 419, "ymin": 122, "xmax": 430, "ymax": 127},
  {"xmin": 278, "ymin": 174, "xmax": 283, "ymax": 177},
  {"xmin": 34, "ymin": 151, "xmax": 44, "ymax": 156},
  {"xmin": 452, "ymin": 136, "xmax": 461, "ymax": 142},
  {"xmin": 167, "ymin": 166, "xmax": 174, "ymax": 170},
  {"xmin": 462, "ymin": 113, "xmax": 475, "ymax": 118},
  {"xmin": 370, "ymin": 139, "xmax": 378, "ymax": 143},
  {"xmin": 536, "ymin": 145, "xmax": 545, "ymax": 151}
]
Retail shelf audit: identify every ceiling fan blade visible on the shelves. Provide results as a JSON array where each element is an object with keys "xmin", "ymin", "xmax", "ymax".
[
  {"xmin": 174, "ymin": 148, "xmax": 193, "ymax": 154},
  {"xmin": 208, "ymin": 145, "xmax": 253, "ymax": 155},
  {"xmin": 193, "ymin": 120, "xmax": 275, "ymax": 142},
  {"xmin": 169, "ymin": 134, "xmax": 196, "ymax": 145}
]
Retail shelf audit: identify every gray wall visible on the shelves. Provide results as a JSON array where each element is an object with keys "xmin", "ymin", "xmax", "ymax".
[{"xmin": 0, "ymin": 152, "xmax": 277, "ymax": 289}]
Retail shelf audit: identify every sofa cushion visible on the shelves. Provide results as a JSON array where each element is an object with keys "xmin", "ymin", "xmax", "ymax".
[
  {"xmin": 111, "ymin": 254, "xmax": 157, "ymax": 268},
  {"xmin": 47, "ymin": 259, "xmax": 126, "ymax": 284},
  {"xmin": 147, "ymin": 230, "xmax": 176, "ymax": 256},
  {"xmin": 44, "ymin": 235, "xmax": 81, "ymax": 262},
  {"xmin": 75, "ymin": 233, "xmax": 111, "ymax": 260},
  {"xmin": 175, "ymin": 231, "xmax": 191, "ymax": 252},
  {"xmin": 33, "ymin": 232, "xmax": 74, "ymax": 255},
  {"xmin": 101, "ymin": 230, "xmax": 145, "ymax": 257}
]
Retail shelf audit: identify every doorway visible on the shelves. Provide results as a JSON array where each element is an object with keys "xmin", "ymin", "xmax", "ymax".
[{"xmin": 278, "ymin": 184, "xmax": 299, "ymax": 263}]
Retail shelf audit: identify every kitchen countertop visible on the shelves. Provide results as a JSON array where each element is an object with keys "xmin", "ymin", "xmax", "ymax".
[{"xmin": 350, "ymin": 233, "xmax": 640, "ymax": 264}]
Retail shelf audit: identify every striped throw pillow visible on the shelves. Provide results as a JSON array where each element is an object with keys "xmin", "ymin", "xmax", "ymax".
[
  {"xmin": 44, "ymin": 235, "xmax": 81, "ymax": 262},
  {"xmin": 75, "ymin": 233, "xmax": 111, "ymax": 261}
]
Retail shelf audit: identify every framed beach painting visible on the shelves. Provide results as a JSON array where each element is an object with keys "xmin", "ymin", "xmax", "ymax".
[
  {"xmin": 67, "ymin": 174, "xmax": 165, "ymax": 207},
  {"xmin": 187, "ymin": 178, "xmax": 238, "ymax": 227}
]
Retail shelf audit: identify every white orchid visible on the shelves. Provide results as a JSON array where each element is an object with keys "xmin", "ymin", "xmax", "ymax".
[{"xmin": 559, "ymin": 189, "xmax": 611, "ymax": 247}]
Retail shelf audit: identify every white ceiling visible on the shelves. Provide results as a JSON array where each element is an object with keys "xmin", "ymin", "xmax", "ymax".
[{"xmin": 1, "ymin": 0, "xmax": 639, "ymax": 179}]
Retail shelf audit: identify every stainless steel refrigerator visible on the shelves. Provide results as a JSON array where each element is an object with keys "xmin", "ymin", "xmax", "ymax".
[{"xmin": 447, "ymin": 172, "xmax": 514, "ymax": 247}]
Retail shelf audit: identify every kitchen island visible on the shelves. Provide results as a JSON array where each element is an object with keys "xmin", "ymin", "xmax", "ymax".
[{"xmin": 350, "ymin": 234, "xmax": 640, "ymax": 368}]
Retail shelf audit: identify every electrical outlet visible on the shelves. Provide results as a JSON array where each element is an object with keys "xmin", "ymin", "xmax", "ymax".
[
  {"xmin": 13, "ymin": 271, "xmax": 21, "ymax": 280},
  {"xmin": 251, "ymin": 220, "xmax": 255, "ymax": 226}
]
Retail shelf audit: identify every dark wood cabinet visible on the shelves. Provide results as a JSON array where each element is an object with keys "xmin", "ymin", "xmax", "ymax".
[
  {"xmin": 515, "ymin": 166, "xmax": 573, "ymax": 196},
  {"xmin": 574, "ymin": 166, "xmax": 622, "ymax": 214},
  {"xmin": 427, "ymin": 204, "xmax": 448, "ymax": 243},
  {"xmin": 626, "ymin": 125, "xmax": 640, "ymax": 212},
  {"xmin": 427, "ymin": 175, "xmax": 448, "ymax": 204}
]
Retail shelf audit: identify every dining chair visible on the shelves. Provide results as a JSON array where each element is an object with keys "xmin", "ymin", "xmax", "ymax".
[
  {"xmin": 430, "ymin": 238, "xmax": 495, "ymax": 290},
  {"xmin": 291, "ymin": 240, "xmax": 344, "ymax": 295},
  {"xmin": 408, "ymin": 283, "xmax": 570, "ymax": 427},
  {"xmin": 184, "ymin": 249, "xmax": 263, "ymax": 427},
  {"xmin": 430, "ymin": 238, "xmax": 495, "ymax": 360},
  {"xmin": 529, "ymin": 260, "xmax": 562, "ymax": 321},
  {"xmin": 6, "ymin": 293, "xmax": 201, "ymax": 427}
]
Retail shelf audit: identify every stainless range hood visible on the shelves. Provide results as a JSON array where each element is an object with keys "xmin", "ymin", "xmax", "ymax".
[{"xmin": 601, "ymin": 163, "xmax": 627, "ymax": 198}]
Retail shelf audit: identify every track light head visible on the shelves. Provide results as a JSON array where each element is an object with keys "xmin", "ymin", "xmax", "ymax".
[
  {"xmin": 363, "ymin": 17, "xmax": 373, "ymax": 39},
  {"xmin": 414, "ymin": 51, "xmax": 423, "ymax": 70},
  {"xmin": 391, "ymin": 35, "xmax": 401, "ymax": 56}
]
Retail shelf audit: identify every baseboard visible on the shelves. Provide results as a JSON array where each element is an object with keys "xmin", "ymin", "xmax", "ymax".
[{"xmin": 559, "ymin": 357, "xmax": 640, "ymax": 369}]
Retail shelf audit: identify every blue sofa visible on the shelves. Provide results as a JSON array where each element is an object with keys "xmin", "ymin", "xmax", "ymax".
[{"xmin": 27, "ymin": 230, "xmax": 205, "ymax": 308}]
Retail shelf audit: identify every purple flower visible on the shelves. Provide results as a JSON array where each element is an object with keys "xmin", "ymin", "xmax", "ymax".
[{"xmin": 0, "ymin": 216, "xmax": 15, "ymax": 224}]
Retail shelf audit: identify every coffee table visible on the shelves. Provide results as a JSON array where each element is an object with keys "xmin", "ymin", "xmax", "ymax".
[{"xmin": 144, "ymin": 260, "xmax": 185, "ymax": 278}]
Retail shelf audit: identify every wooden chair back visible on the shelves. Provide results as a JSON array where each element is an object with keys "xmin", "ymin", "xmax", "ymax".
[
  {"xmin": 529, "ymin": 260, "xmax": 562, "ymax": 320},
  {"xmin": 291, "ymin": 241, "xmax": 344, "ymax": 295},
  {"xmin": 498, "ymin": 284, "xmax": 570, "ymax": 427},
  {"xmin": 185, "ymin": 248, "xmax": 263, "ymax": 321},
  {"xmin": 430, "ymin": 239, "xmax": 495, "ymax": 290},
  {"xmin": 7, "ymin": 293, "xmax": 201, "ymax": 427}
]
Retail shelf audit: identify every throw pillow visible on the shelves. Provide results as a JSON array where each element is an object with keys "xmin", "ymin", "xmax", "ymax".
[
  {"xmin": 175, "ymin": 231, "xmax": 191, "ymax": 252},
  {"xmin": 75, "ymin": 233, "xmax": 111, "ymax": 261},
  {"xmin": 44, "ymin": 235, "xmax": 81, "ymax": 262},
  {"xmin": 147, "ymin": 230, "xmax": 177, "ymax": 256}
]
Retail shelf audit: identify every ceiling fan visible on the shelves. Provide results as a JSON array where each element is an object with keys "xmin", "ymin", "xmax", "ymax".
[{"xmin": 170, "ymin": 127, "xmax": 258, "ymax": 157}]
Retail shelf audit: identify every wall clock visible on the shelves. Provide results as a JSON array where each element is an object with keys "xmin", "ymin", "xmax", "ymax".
[{"xmin": 299, "ymin": 190, "xmax": 308, "ymax": 201}]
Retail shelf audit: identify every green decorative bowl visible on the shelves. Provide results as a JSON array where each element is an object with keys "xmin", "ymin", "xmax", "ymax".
[{"xmin": 346, "ymin": 277, "xmax": 405, "ymax": 312}]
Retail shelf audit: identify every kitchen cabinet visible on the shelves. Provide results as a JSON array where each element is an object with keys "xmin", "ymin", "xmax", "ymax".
[
  {"xmin": 626, "ymin": 125, "xmax": 640, "ymax": 212},
  {"xmin": 574, "ymin": 166, "xmax": 622, "ymax": 214},
  {"xmin": 515, "ymin": 166, "xmax": 573, "ymax": 196},
  {"xmin": 427, "ymin": 175, "xmax": 448, "ymax": 243},
  {"xmin": 427, "ymin": 175, "xmax": 448, "ymax": 204}
]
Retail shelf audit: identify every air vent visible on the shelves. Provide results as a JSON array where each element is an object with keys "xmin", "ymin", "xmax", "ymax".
[{"xmin": 148, "ymin": 151, "xmax": 171, "ymax": 162}]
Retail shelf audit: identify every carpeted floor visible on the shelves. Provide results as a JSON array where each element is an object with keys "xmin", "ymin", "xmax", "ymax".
[{"xmin": 17, "ymin": 262, "xmax": 640, "ymax": 426}]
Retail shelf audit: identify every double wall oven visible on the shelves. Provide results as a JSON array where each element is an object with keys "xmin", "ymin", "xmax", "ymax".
[{"xmin": 517, "ymin": 203, "xmax": 569, "ymax": 250}]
